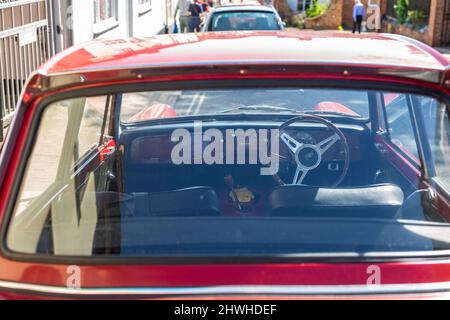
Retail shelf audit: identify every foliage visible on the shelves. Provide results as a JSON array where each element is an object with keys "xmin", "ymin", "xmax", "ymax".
[
  {"xmin": 288, "ymin": 12, "xmax": 306, "ymax": 29},
  {"xmin": 306, "ymin": 0, "xmax": 328, "ymax": 18},
  {"xmin": 394, "ymin": 0, "xmax": 409, "ymax": 24},
  {"xmin": 406, "ymin": 10, "xmax": 426, "ymax": 25}
]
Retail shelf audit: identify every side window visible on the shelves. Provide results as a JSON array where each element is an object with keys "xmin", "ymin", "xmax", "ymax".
[
  {"xmin": 384, "ymin": 93, "xmax": 420, "ymax": 161},
  {"xmin": 76, "ymin": 96, "xmax": 109, "ymax": 161},
  {"xmin": 7, "ymin": 96, "xmax": 108, "ymax": 255},
  {"xmin": 420, "ymin": 99, "xmax": 450, "ymax": 192},
  {"xmin": 17, "ymin": 101, "xmax": 69, "ymax": 200}
]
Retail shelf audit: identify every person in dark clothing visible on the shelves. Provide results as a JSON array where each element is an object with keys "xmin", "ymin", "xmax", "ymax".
[
  {"xmin": 198, "ymin": 0, "xmax": 210, "ymax": 13},
  {"xmin": 188, "ymin": 0, "xmax": 203, "ymax": 32},
  {"xmin": 352, "ymin": 0, "xmax": 366, "ymax": 34}
]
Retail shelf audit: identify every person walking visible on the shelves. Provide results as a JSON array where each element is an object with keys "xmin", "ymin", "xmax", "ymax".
[
  {"xmin": 175, "ymin": 0, "xmax": 192, "ymax": 33},
  {"xmin": 352, "ymin": 0, "xmax": 366, "ymax": 34},
  {"xmin": 188, "ymin": 0, "xmax": 204, "ymax": 32}
]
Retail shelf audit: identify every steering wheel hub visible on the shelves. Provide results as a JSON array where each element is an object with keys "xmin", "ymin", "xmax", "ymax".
[{"xmin": 295, "ymin": 144, "xmax": 322, "ymax": 170}]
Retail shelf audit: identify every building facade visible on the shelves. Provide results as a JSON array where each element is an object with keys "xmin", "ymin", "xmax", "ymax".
[
  {"xmin": 56, "ymin": 0, "xmax": 177, "ymax": 51},
  {"xmin": 0, "ymin": 0, "xmax": 179, "ymax": 140},
  {"xmin": 277, "ymin": 0, "xmax": 450, "ymax": 46}
]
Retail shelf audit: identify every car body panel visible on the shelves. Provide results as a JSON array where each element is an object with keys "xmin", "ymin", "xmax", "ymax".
[
  {"xmin": 1, "ymin": 257, "xmax": 450, "ymax": 299},
  {"xmin": 38, "ymin": 32, "xmax": 448, "ymax": 76},
  {"xmin": 0, "ymin": 32, "xmax": 450, "ymax": 299}
]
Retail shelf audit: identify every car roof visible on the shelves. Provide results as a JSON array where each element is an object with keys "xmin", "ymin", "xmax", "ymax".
[
  {"xmin": 212, "ymin": 4, "xmax": 275, "ymax": 13},
  {"xmin": 38, "ymin": 31, "xmax": 449, "ymax": 85}
]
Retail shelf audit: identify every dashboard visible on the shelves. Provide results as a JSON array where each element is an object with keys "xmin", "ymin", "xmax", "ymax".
[{"xmin": 126, "ymin": 127, "xmax": 364, "ymax": 166}]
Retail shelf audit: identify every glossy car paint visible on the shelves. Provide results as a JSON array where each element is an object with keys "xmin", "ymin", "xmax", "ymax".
[
  {"xmin": 38, "ymin": 32, "xmax": 448, "ymax": 75},
  {"xmin": 0, "ymin": 32, "xmax": 450, "ymax": 299},
  {"xmin": 201, "ymin": 4, "xmax": 285, "ymax": 32}
]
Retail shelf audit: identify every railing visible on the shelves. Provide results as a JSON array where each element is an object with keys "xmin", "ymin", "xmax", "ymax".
[{"xmin": 0, "ymin": 0, "xmax": 53, "ymax": 141}]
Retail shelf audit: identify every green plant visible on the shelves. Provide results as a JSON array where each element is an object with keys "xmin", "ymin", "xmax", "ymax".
[
  {"xmin": 406, "ymin": 10, "xmax": 426, "ymax": 25},
  {"xmin": 289, "ymin": 12, "xmax": 306, "ymax": 29},
  {"xmin": 394, "ymin": 0, "xmax": 409, "ymax": 24},
  {"xmin": 306, "ymin": 0, "xmax": 328, "ymax": 18}
]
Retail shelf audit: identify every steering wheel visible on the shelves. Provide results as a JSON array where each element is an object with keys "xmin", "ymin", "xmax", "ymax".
[{"xmin": 274, "ymin": 114, "xmax": 350, "ymax": 187}]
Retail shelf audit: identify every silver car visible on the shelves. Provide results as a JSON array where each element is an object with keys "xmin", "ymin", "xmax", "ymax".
[{"xmin": 202, "ymin": 3, "xmax": 285, "ymax": 32}]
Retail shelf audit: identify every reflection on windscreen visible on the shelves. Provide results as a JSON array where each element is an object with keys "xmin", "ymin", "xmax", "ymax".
[
  {"xmin": 211, "ymin": 11, "xmax": 280, "ymax": 31},
  {"xmin": 120, "ymin": 88, "xmax": 370, "ymax": 122}
]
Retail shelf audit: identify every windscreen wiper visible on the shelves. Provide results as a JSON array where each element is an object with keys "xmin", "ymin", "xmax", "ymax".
[
  {"xmin": 299, "ymin": 110, "xmax": 361, "ymax": 118},
  {"xmin": 220, "ymin": 105, "xmax": 299, "ymax": 114},
  {"xmin": 220, "ymin": 106, "xmax": 361, "ymax": 118}
]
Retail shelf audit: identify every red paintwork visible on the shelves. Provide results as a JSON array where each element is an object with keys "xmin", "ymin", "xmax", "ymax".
[
  {"xmin": 128, "ymin": 104, "xmax": 177, "ymax": 122},
  {"xmin": 38, "ymin": 32, "xmax": 448, "ymax": 75},
  {"xmin": 1, "ymin": 257, "xmax": 450, "ymax": 289},
  {"xmin": 314, "ymin": 101, "xmax": 360, "ymax": 117},
  {"xmin": 0, "ymin": 32, "xmax": 450, "ymax": 299}
]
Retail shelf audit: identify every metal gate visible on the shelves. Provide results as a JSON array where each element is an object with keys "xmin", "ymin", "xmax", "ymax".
[
  {"xmin": 443, "ymin": 0, "xmax": 450, "ymax": 46},
  {"xmin": 0, "ymin": 0, "xmax": 54, "ymax": 141}
]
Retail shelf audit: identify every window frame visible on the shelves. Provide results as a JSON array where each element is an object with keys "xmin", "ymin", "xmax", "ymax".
[
  {"xmin": 93, "ymin": 0, "xmax": 119, "ymax": 36},
  {"xmin": 138, "ymin": 0, "xmax": 152, "ymax": 15},
  {"xmin": 416, "ymin": 99, "xmax": 450, "ymax": 196},
  {"xmin": 380, "ymin": 93, "xmax": 423, "ymax": 170},
  {"xmin": 2, "ymin": 78, "xmax": 450, "ymax": 265}
]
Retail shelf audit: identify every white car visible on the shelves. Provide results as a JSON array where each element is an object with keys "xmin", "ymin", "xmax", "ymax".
[{"xmin": 202, "ymin": 3, "xmax": 285, "ymax": 32}]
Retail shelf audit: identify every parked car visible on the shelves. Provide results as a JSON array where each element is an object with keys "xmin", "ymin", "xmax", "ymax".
[
  {"xmin": 0, "ymin": 31, "xmax": 449, "ymax": 299},
  {"xmin": 202, "ymin": 3, "xmax": 284, "ymax": 31}
]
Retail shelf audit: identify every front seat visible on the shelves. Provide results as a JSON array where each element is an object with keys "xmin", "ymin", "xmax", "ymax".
[{"xmin": 269, "ymin": 184, "xmax": 404, "ymax": 219}]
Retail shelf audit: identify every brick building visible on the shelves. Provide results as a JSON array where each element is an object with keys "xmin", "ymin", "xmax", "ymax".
[
  {"xmin": 277, "ymin": 0, "xmax": 450, "ymax": 46},
  {"xmin": 370, "ymin": 0, "xmax": 449, "ymax": 46}
]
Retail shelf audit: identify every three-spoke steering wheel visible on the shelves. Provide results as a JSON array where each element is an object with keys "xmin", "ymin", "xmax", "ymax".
[{"xmin": 274, "ymin": 115, "xmax": 350, "ymax": 187}]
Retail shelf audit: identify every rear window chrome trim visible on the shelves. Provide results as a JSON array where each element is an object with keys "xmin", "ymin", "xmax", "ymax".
[{"xmin": 0, "ymin": 280, "xmax": 450, "ymax": 298}]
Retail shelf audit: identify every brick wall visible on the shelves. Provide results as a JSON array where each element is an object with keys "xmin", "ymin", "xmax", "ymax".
[
  {"xmin": 429, "ymin": 0, "xmax": 446, "ymax": 46},
  {"xmin": 381, "ymin": 0, "xmax": 448, "ymax": 46},
  {"xmin": 277, "ymin": 0, "xmax": 449, "ymax": 46},
  {"xmin": 305, "ymin": 0, "xmax": 344, "ymax": 29},
  {"xmin": 342, "ymin": 0, "xmax": 448, "ymax": 46}
]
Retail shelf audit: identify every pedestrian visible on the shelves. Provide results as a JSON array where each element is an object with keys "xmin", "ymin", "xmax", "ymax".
[
  {"xmin": 188, "ymin": 0, "xmax": 204, "ymax": 32},
  {"xmin": 197, "ymin": 0, "xmax": 210, "ymax": 12},
  {"xmin": 175, "ymin": 0, "xmax": 192, "ymax": 33},
  {"xmin": 352, "ymin": 0, "xmax": 365, "ymax": 34},
  {"xmin": 197, "ymin": 0, "xmax": 210, "ymax": 26}
]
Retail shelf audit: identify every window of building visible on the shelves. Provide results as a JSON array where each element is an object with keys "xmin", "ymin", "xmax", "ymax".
[
  {"xmin": 138, "ymin": 0, "xmax": 152, "ymax": 15},
  {"xmin": 93, "ymin": 0, "xmax": 119, "ymax": 36}
]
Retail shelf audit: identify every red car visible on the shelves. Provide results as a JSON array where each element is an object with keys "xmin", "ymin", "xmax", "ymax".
[{"xmin": 0, "ymin": 31, "xmax": 449, "ymax": 299}]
